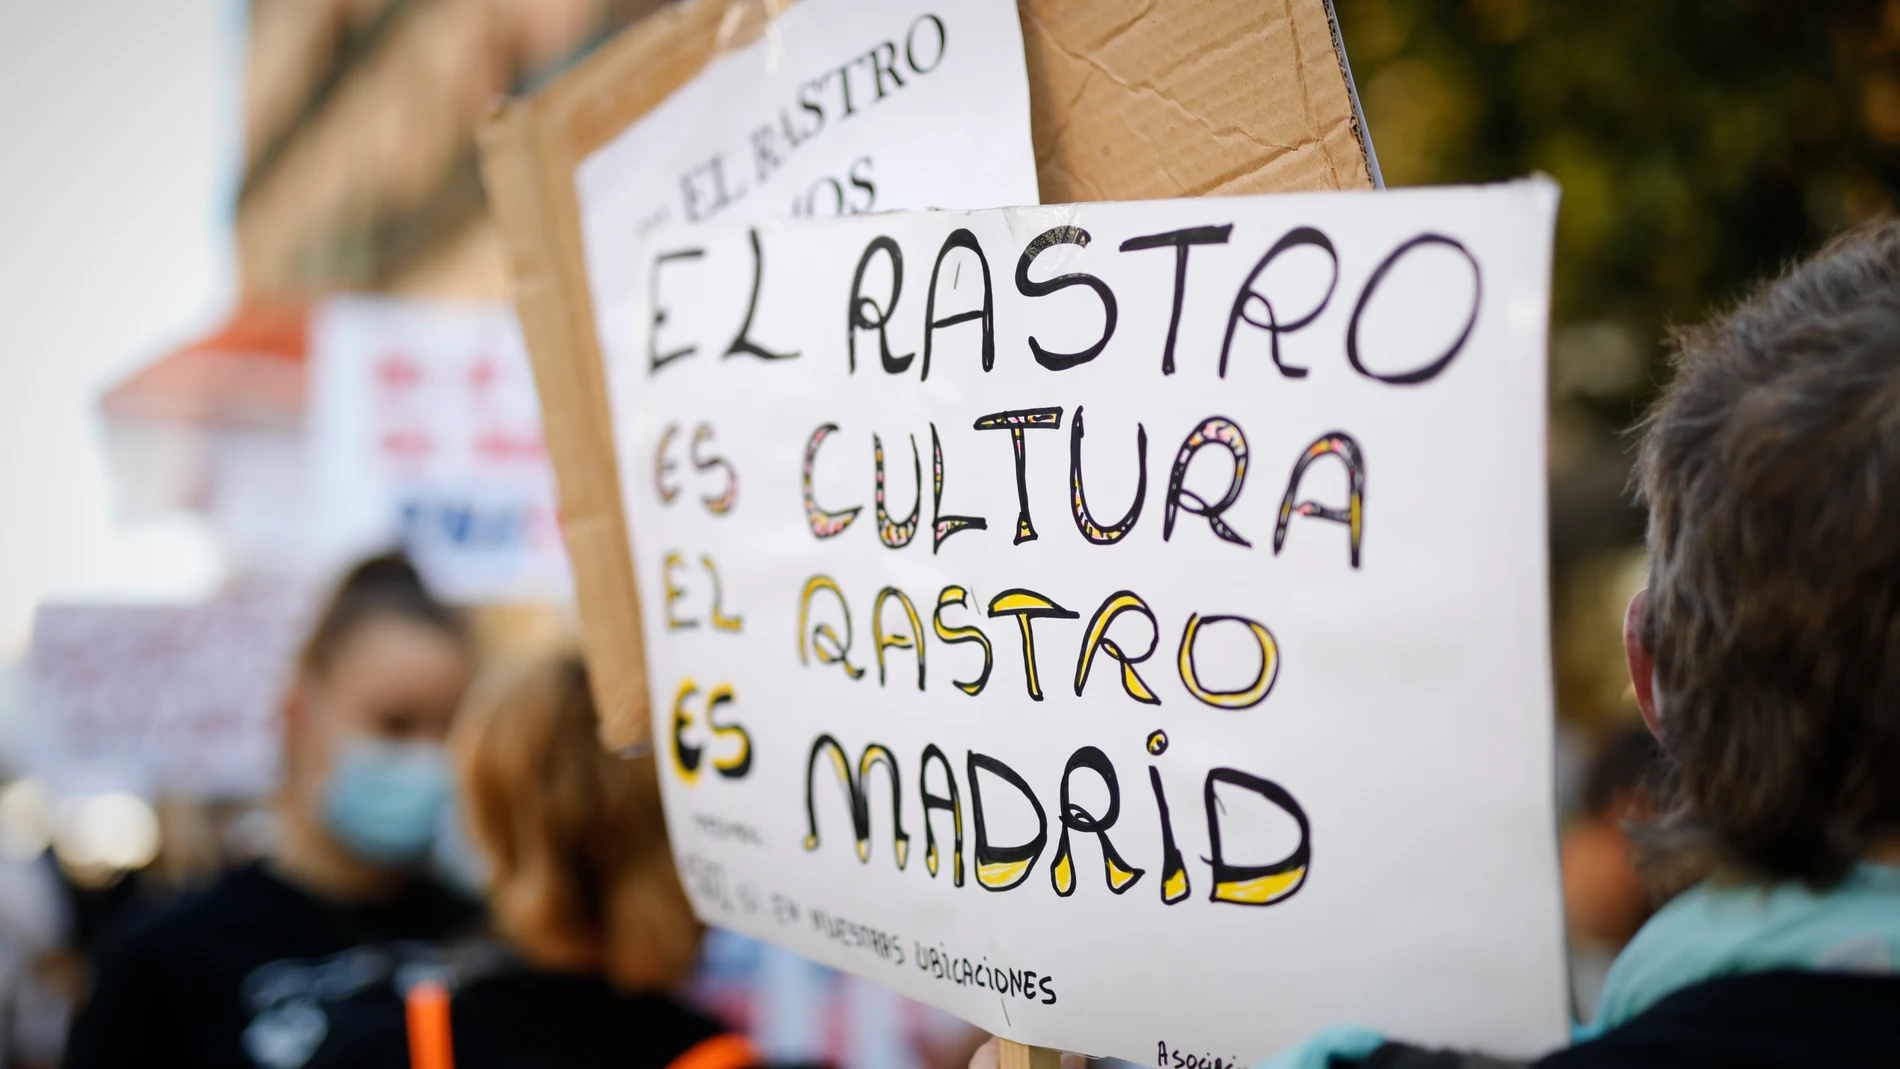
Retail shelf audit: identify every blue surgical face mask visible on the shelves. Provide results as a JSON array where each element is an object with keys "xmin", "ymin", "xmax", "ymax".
[
  {"xmin": 320, "ymin": 737, "xmax": 452, "ymax": 865},
  {"xmin": 429, "ymin": 796, "xmax": 491, "ymax": 899}
]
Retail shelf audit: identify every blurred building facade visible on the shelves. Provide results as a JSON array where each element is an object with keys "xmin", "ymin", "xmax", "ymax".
[{"xmin": 237, "ymin": 0, "xmax": 664, "ymax": 302}]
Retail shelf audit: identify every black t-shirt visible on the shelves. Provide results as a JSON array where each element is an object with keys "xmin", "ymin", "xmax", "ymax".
[
  {"xmin": 1354, "ymin": 970, "xmax": 1900, "ymax": 1069},
  {"xmin": 436, "ymin": 973, "xmax": 741, "ymax": 1069},
  {"xmin": 1542, "ymin": 969, "xmax": 1900, "ymax": 1069},
  {"xmin": 65, "ymin": 862, "xmax": 481, "ymax": 1069}
]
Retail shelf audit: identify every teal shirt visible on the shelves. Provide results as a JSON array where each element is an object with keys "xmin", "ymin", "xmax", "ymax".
[
  {"xmin": 1583, "ymin": 862, "xmax": 1900, "ymax": 1037},
  {"xmin": 1257, "ymin": 863, "xmax": 1900, "ymax": 1066}
]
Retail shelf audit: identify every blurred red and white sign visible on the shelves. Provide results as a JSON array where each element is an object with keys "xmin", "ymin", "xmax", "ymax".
[
  {"xmin": 308, "ymin": 296, "xmax": 570, "ymax": 604},
  {"xmin": 24, "ymin": 584, "xmax": 310, "ymax": 799}
]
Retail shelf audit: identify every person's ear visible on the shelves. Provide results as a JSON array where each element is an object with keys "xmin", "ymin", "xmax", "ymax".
[{"xmin": 1623, "ymin": 588, "xmax": 1661, "ymax": 741}]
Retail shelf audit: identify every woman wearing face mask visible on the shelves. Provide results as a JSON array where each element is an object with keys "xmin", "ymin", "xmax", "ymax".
[{"xmin": 66, "ymin": 554, "xmax": 480, "ymax": 1069}]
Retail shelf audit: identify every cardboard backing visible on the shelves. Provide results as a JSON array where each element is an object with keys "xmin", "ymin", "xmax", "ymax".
[{"xmin": 478, "ymin": 0, "xmax": 1376, "ymax": 750}]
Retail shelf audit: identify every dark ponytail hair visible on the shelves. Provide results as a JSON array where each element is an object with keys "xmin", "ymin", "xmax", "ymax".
[{"xmin": 298, "ymin": 552, "xmax": 468, "ymax": 677}]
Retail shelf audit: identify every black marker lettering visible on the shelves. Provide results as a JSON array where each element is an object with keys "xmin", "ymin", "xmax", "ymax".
[
  {"xmin": 922, "ymin": 228, "xmax": 994, "ymax": 380},
  {"xmin": 649, "ymin": 249, "xmax": 705, "ymax": 373},
  {"xmin": 929, "ymin": 424, "xmax": 985, "ymax": 552},
  {"xmin": 871, "ymin": 586, "xmax": 925, "ymax": 689},
  {"xmin": 1148, "ymin": 764, "xmax": 1191, "ymax": 904},
  {"xmin": 1275, "ymin": 432, "xmax": 1366, "ymax": 567},
  {"xmin": 804, "ymin": 735, "xmax": 909, "ymax": 869},
  {"xmin": 1205, "ymin": 768, "xmax": 1311, "ymax": 906},
  {"xmin": 872, "ymin": 432, "xmax": 921, "ymax": 548},
  {"xmin": 1049, "ymin": 746, "xmax": 1144, "ymax": 897},
  {"xmin": 1068, "ymin": 406, "xmax": 1146, "ymax": 545},
  {"xmin": 919, "ymin": 744, "xmax": 964, "ymax": 885},
  {"xmin": 1163, "ymin": 417, "xmax": 1251, "ymax": 546},
  {"xmin": 654, "ymin": 424, "xmax": 682, "ymax": 502},
  {"xmin": 987, "ymin": 588, "xmax": 1078, "ymax": 701},
  {"xmin": 798, "ymin": 575, "xmax": 864, "ymax": 679},
  {"xmin": 705, "ymin": 686, "xmax": 751, "ymax": 778},
  {"xmin": 802, "ymin": 424, "xmax": 861, "ymax": 539},
  {"xmin": 1073, "ymin": 590, "xmax": 1160, "ymax": 705},
  {"xmin": 933, "ymin": 585, "xmax": 993, "ymax": 695},
  {"xmin": 690, "ymin": 424, "xmax": 737, "ymax": 514},
  {"xmin": 848, "ymin": 236, "xmax": 912, "ymax": 373},
  {"xmin": 1118, "ymin": 224, "xmax": 1232, "ymax": 375},
  {"xmin": 1346, "ymin": 233, "xmax": 1481, "ymax": 385},
  {"xmin": 973, "ymin": 407, "xmax": 1062, "ymax": 543},
  {"xmin": 967, "ymin": 750, "xmax": 1047, "ymax": 891},
  {"xmin": 725, "ymin": 229, "xmax": 798, "ymax": 362},
  {"xmin": 1015, "ymin": 226, "xmax": 1117, "ymax": 371},
  {"xmin": 1177, "ymin": 613, "xmax": 1279, "ymax": 709},
  {"xmin": 1219, "ymin": 226, "xmax": 1338, "ymax": 379}
]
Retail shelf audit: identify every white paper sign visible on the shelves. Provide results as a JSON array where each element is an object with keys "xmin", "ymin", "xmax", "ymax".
[
  {"xmin": 307, "ymin": 296, "xmax": 569, "ymax": 604},
  {"xmin": 25, "ymin": 585, "xmax": 310, "ymax": 799},
  {"xmin": 574, "ymin": 0, "xmax": 1040, "ymax": 372},
  {"xmin": 600, "ymin": 182, "xmax": 1567, "ymax": 1062}
]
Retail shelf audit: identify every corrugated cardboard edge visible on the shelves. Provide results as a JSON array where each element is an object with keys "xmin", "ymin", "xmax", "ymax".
[
  {"xmin": 1323, "ymin": 0, "xmax": 1384, "ymax": 189},
  {"xmin": 479, "ymin": 0, "xmax": 1374, "ymax": 750},
  {"xmin": 478, "ymin": 102, "xmax": 650, "ymax": 751}
]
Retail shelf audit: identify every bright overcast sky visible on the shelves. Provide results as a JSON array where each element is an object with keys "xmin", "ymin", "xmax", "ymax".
[{"xmin": 0, "ymin": 0, "xmax": 241, "ymax": 664}]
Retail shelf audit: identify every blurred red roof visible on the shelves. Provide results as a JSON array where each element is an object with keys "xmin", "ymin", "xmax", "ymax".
[{"xmin": 100, "ymin": 303, "xmax": 310, "ymax": 430}]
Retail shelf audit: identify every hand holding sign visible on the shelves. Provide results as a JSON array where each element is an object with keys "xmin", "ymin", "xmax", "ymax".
[{"xmin": 598, "ymin": 181, "xmax": 1565, "ymax": 1063}]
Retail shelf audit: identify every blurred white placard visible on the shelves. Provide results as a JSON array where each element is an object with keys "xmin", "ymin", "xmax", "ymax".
[
  {"xmin": 597, "ymin": 181, "xmax": 1568, "ymax": 1061},
  {"xmin": 25, "ymin": 585, "xmax": 309, "ymax": 799},
  {"xmin": 307, "ymin": 296, "xmax": 569, "ymax": 604},
  {"xmin": 575, "ymin": 0, "xmax": 1039, "ymax": 362}
]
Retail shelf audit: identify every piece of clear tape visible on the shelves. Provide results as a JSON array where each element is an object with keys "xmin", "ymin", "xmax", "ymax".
[{"xmin": 713, "ymin": 0, "xmax": 795, "ymax": 68}]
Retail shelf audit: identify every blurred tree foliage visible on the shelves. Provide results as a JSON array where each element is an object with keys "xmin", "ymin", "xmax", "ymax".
[{"xmin": 1336, "ymin": 0, "xmax": 1900, "ymax": 722}]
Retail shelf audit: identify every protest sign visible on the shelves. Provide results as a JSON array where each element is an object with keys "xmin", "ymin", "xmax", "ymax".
[
  {"xmin": 571, "ymin": 0, "xmax": 1037, "ymax": 243},
  {"xmin": 306, "ymin": 296, "xmax": 569, "ymax": 604},
  {"xmin": 480, "ymin": 0, "xmax": 1376, "ymax": 746},
  {"xmin": 603, "ymin": 180, "xmax": 1565, "ymax": 1060},
  {"xmin": 25, "ymin": 584, "xmax": 310, "ymax": 799}
]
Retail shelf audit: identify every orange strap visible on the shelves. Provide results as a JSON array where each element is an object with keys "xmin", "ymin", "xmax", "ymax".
[
  {"xmin": 405, "ymin": 979, "xmax": 455, "ymax": 1069},
  {"xmin": 666, "ymin": 1033, "xmax": 760, "ymax": 1069}
]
